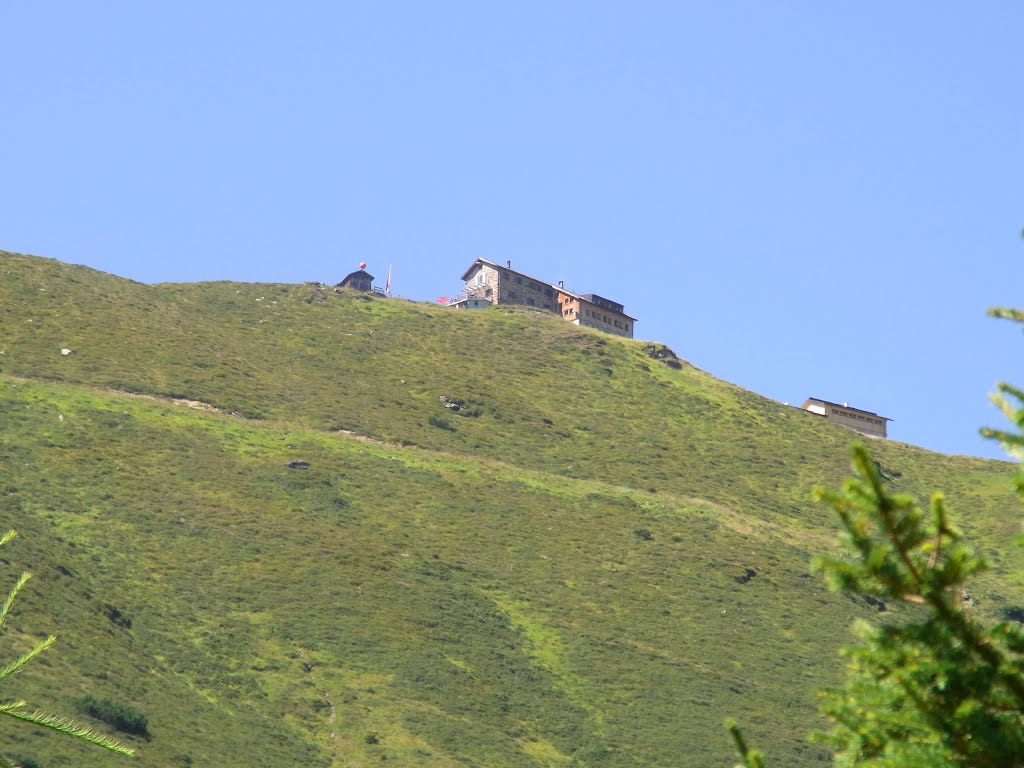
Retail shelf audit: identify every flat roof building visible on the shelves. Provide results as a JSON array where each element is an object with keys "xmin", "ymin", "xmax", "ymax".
[
  {"xmin": 556, "ymin": 288, "xmax": 636, "ymax": 338},
  {"xmin": 801, "ymin": 397, "xmax": 891, "ymax": 438}
]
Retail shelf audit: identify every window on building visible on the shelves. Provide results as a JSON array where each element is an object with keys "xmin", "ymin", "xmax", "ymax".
[
  {"xmin": 527, "ymin": 298, "xmax": 535, "ymax": 306},
  {"xmin": 545, "ymin": 287, "xmax": 553, "ymax": 297},
  {"xmin": 477, "ymin": 273, "xmax": 485, "ymax": 285},
  {"xmin": 516, "ymin": 277, "xmax": 523, "ymax": 285},
  {"xmin": 485, "ymin": 288, "xmax": 492, "ymax": 297}
]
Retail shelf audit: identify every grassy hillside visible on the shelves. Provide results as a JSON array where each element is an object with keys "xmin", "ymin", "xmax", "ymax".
[{"xmin": 0, "ymin": 250, "xmax": 1021, "ymax": 767}]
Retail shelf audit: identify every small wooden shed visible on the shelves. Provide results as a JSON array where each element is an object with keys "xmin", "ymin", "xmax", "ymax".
[{"xmin": 337, "ymin": 269, "xmax": 375, "ymax": 292}]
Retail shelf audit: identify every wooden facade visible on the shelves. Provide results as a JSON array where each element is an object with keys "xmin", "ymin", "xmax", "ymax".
[{"xmin": 338, "ymin": 269, "xmax": 375, "ymax": 292}]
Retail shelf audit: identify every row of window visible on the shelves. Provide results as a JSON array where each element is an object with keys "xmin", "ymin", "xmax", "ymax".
[
  {"xmin": 477, "ymin": 269, "xmax": 560, "ymax": 301},
  {"xmin": 583, "ymin": 308, "xmax": 630, "ymax": 331},
  {"xmin": 513, "ymin": 275, "xmax": 554, "ymax": 297},
  {"xmin": 581, "ymin": 318, "xmax": 631, "ymax": 336},
  {"xmin": 834, "ymin": 411, "xmax": 883, "ymax": 425}
]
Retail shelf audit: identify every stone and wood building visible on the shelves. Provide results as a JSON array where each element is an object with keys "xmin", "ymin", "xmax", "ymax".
[
  {"xmin": 801, "ymin": 397, "xmax": 891, "ymax": 438},
  {"xmin": 453, "ymin": 258, "xmax": 636, "ymax": 338}
]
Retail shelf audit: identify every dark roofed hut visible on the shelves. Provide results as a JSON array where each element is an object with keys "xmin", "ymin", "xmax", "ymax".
[{"xmin": 337, "ymin": 269, "xmax": 375, "ymax": 292}]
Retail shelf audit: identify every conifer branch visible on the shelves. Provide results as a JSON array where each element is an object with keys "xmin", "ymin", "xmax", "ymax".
[
  {"xmin": 0, "ymin": 529, "xmax": 136, "ymax": 760},
  {"xmin": 725, "ymin": 718, "xmax": 764, "ymax": 768},
  {"xmin": 0, "ymin": 573, "xmax": 31, "ymax": 634},
  {"xmin": 0, "ymin": 636, "xmax": 56, "ymax": 683},
  {"xmin": 988, "ymin": 306, "xmax": 1024, "ymax": 323},
  {"xmin": 0, "ymin": 707, "xmax": 135, "ymax": 755},
  {"xmin": 732, "ymin": 287, "xmax": 1024, "ymax": 766},
  {"xmin": 927, "ymin": 494, "xmax": 946, "ymax": 569}
]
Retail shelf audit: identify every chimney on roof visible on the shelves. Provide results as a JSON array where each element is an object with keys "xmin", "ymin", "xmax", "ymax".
[
  {"xmin": 558, "ymin": 280, "xmax": 564, "ymax": 288},
  {"xmin": 506, "ymin": 260, "xmax": 511, "ymax": 269}
]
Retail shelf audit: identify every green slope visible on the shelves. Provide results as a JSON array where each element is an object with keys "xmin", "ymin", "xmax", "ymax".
[{"xmin": 0, "ymin": 250, "xmax": 1020, "ymax": 767}]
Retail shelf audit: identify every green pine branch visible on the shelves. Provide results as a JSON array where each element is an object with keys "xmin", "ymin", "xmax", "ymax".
[
  {"xmin": 0, "ymin": 706, "xmax": 135, "ymax": 756},
  {"xmin": 725, "ymin": 718, "xmax": 764, "ymax": 768},
  {"xmin": 728, "ymin": 290, "xmax": 1024, "ymax": 767},
  {"xmin": 0, "ymin": 635, "xmax": 56, "ymax": 684},
  {"xmin": 0, "ymin": 529, "xmax": 136, "ymax": 759},
  {"xmin": 812, "ymin": 446, "xmax": 1024, "ymax": 767},
  {"xmin": 0, "ymin": 572, "xmax": 30, "ymax": 634}
]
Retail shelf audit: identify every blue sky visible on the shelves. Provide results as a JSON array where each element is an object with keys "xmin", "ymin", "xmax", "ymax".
[{"xmin": 3, "ymin": 2, "xmax": 1022, "ymax": 460}]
